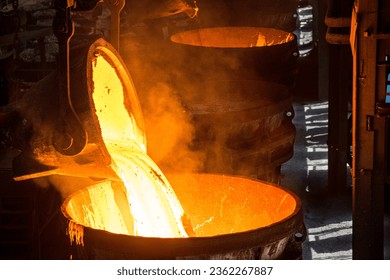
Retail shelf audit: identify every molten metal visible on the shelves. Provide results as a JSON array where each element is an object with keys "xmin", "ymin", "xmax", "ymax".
[
  {"xmin": 62, "ymin": 173, "xmax": 302, "ymax": 259},
  {"xmin": 90, "ymin": 48, "xmax": 190, "ymax": 237}
]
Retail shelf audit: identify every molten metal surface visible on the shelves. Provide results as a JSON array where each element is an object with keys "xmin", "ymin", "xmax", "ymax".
[
  {"xmin": 170, "ymin": 27, "xmax": 295, "ymax": 48},
  {"xmin": 64, "ymin": 181, "xmax": 133, "ymax": 236},
  {"xmin": 168, "ymin": 173, "xmax": 297, "ymax": 236},
  {"xmin": 90, "ymin": 49, "xmax": 189, "ymax": 237},
  {"xmin": 63, "ymin": 173, "xmax": 298, "ymax": 239}
]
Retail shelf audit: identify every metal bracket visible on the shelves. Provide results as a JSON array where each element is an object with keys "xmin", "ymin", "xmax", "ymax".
[
  {"xmin": 51, "ymin": 0, "xmax": 126, "ymax": 156},
  {"xmin": 375, "ymin": 102, "xmax": 390, "ymax": 118},
  {"xmin": 103, "ymin": 0, "xmax": 125, "ymax": 51},
  {"xmin": 366, "ymin": 115, "xmax": 375, "ymax": 131},
  {"xmin": 52, "ymin": 0, "xmax": 87, "ymax": 156},
  {"xmin": 364, "ymin": 30, "xmax": 390, "ymax": 40}
]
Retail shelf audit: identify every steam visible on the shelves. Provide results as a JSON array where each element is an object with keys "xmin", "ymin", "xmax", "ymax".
[
  {"xmin": 119, "ymin": 22, "xmax": 297, "ymax": 182},
  {"xmin": 140, "ymin": 82, "xmax": 206, "ymax": 174},
  {"xmin": 10, "ymin": 3, "xmax": 296, "ymax": 199},
  {"xmin": 119, "ymin": 26, "xmax": 260, "ymax": 178}
]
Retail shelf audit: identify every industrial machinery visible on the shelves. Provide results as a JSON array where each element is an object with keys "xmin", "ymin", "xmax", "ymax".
[
  {"xmin": 325, "ymin": 0, "xmax": 390, "ymax": 259},
  {"xmin": 0, "ymin": 0, "xmax": 388, "ymax": 260},
  {"xmin": 0, "ymin": 0, "xmax": 305, "ymax": 259}
]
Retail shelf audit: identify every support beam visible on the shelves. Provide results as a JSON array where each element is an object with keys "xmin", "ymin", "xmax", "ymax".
[
  {"xmin": 328, "ymin": 44, "xmax": 350, "ymax": 194},
  {"xmin": 325, "ymin": 0, "xmax": 353, "ymax": 194},
  {"xmin": 352, "ymin": 0, "xmax": 385, "ymax": 259}
]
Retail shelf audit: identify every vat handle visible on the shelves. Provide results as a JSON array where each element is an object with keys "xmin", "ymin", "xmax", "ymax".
[{"xmin": 52, "ymin": 0, "xmax": 88, "ymax": 156}]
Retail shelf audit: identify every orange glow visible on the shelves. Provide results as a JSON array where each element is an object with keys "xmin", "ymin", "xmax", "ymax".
[
  {"xmin": 63, "ymin": 40, "xmax": 299, "ymax": 244},
  {"xmin": 168, "ymin": 173, "xmax": 297, "ymax": 236},
  {"xmin": 170, "ymin": 27, "xmax": 295, "ymax": 48},
  {"xmin": 64, "ymin": 173, "xmax": 298, "ymax": 239},
  {"xmin": 90, "ymin": 50, "xmax": 190, "ymax": 238}
]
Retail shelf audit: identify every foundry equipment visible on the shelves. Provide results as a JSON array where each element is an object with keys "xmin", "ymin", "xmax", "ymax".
[{"xmin": 1, "ymin": 0, "xmax": 306, "ymax": 259}]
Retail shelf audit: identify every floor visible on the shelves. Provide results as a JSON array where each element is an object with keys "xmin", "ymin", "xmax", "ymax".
[{"xmin": 280, "ymin": 100, "xmax": 390, "ymax": 260}]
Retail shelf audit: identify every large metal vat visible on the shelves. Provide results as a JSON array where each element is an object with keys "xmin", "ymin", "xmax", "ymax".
[
  {"xmin": 169, "ymin": 27, "xmax": 298, "ymax": 86},
  {"xmin": 62, "ymin": 173, "xmax": 305, "ymax": 259},
  {"xmin": 162, "ymin": 27, "xmax": 298, "ymax": 182},
  {"xmin": 186, "ymin": 79, "xmax": 295, "ymax": 182}
]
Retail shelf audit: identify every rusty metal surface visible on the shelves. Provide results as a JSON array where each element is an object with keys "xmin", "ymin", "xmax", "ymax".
[
  {"xmin": 352, "ymin": 0, "xmax": 385, "ymax": 259},
  {"xmin": 162, "ymin": 27, "xmax": 298, "ymax": 182},
  {"xmin": 325, "ymin": 0, "xmax": 354, "ymax": 45},
  {"xmin": 175, "ymin": 79, "xmax": 295, "ymax": 183},
  {"xmin": 80, "ymin": 235, "xmax": 296, "ymax": 260},
  {"xmin": 69, "ymin": 208, "xmax": 304, "ymax": 259},
  {"xmin": 169, "ymin": 27, "xmax": 298, "ymax": 86},
  {"xmin": 325, "ymin": 0, "xmax": 354, "ymax": 27}
]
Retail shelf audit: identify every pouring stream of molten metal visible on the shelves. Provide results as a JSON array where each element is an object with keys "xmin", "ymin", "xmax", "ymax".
[{"xmin": 91, "ymin": 53, "xmax": 190, "ymax": 237}]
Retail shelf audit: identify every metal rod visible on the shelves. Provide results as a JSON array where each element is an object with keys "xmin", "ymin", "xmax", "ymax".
[
  {"xmin": 103, "ymin": 0, "xmax": 125, "ymax": 51},
  {"xmin": 52, "ymin": 0, "xmax": 87, "ymax": 156}
]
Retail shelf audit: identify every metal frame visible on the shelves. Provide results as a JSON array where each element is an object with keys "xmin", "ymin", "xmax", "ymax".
[
  {"xmin": 351, "ymin": 0, "xmax": 386, "ymax": 259},
  {"xmin": 52, "ymin": 0, "xmax": 125, "ymax": 156}
]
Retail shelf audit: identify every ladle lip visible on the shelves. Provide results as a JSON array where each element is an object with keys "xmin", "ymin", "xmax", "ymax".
[
  {"xmin": 61, "ymin": 173, "xmax": 304, "ymax": 258},
  {"xmin": 170, "ymin": 26, "xmax": 297, "ymax": 49},
  {"xmin": 84, "ymin": 38, "xmax": 147, "ymax": 165}
]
